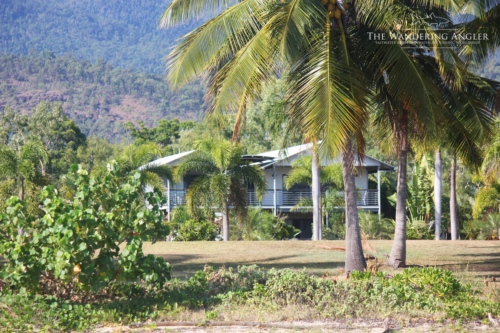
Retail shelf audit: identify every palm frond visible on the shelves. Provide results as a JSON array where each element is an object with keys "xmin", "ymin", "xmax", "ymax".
[
  {"xmin": 159, "ymin": 0, "xmax": 242, "ymax": 28},
  {"xmin": 165, "ymin": 0, "xmax": 264, "ymax": 88},
  {"xmin": 286, "ymin": 25, "xmax": 369, "ymax": 159},
  {"xmin": 174, "ymin": 151, "xmax": 219, "ymax": 182}
]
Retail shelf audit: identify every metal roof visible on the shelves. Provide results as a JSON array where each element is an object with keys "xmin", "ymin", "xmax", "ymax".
[
  {"xmin": 139, "ymin": 143, "xmax": 395, "ymax": 172},
  {"xmin": 137, "ymin": 150, "xmax": 195, "ymax": 170},
  {"xmin": 243, "ymin": 143, "xmax": 395, "ymax": 171}
]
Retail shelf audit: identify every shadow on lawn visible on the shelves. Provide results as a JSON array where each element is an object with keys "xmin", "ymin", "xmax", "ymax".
[
  {"xmin": 454, "ymin": 252, "xmax": 500, "ymax": 257},
  {"xmin": 156, "ymin": 254, "xmax": 345, "ymax": 280}
]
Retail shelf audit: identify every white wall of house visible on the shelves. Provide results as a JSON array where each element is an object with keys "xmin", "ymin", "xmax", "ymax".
[
  {"xmin": 354, "ymin": 167, "xmax": 369, "ymax": 189},
  {"xmin": 262, "ymin": 165, "xmax": 369, "ymax": 190}
]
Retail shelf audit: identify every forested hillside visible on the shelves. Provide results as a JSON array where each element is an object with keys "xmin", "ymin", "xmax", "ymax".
[
  {"xmin": 0, "ymin": 0, "xmax": 206, "ymax": 74},
  {"xmin": 0, "ymin": 52, "xmax": 205, "ymax": 142}
]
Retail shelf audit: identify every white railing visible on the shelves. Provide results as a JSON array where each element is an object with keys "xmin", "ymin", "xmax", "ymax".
[
  {"xmin": 356, "ymin": 189, "xmax": 378, "ymax": 206},
  {"xmin": 169, "ymin": 189, "xmax": 186, "ymax": 206},
  {"xmin": 165, "ymin": 189, "xmax": 378, "ymax": 209}
]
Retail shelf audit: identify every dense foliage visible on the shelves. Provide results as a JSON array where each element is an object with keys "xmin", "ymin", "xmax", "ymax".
[
  {"xmin": 175, "ymin": 220, "xmax": 218, "ymax": 241},
  {"xmin": 124, "ymin": 118, "xmax": 195, "ymax": 148},
  {"xmin": 231, "ymin": 208, "xmax": 300, "ymax": 240},
  {"xmin": 0, "ymin": 163, "xmax": 172, "ymax": 299},
  {"xmin": 0, "ymin": 0, "xmax": 209, "ymax": 74},
  {"xmin": 1, "ymin": 265, "xmax": 498, "ymax": 330},
  {"xmin": 0, "ymin": 52, "xmax": 204, "ymax": 141}
]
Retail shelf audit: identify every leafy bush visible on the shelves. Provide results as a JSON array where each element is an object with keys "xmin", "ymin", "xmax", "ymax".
[
  {"xmin": 1, "ymin": 265, "xmax": 499, "ymax": 330},
  {"xmin": 405, "ymin": 220, "xmax": 434, "ymax": 240},
  {"xmin": 473, "ymin": 187, "xmax": 499, "ymax": 219},
  {"xmin": 358, "ymin": 211, "xmax": 394, "ymax": 239},
  {"xmin": 181, "ymin": 266, "xmax": 498, "ymax": 320},
  {"xmin": 170, "ymin": 205, "xmax": 192, "ymax": 224},
  {"xmin": 474, "ymin": 214, "xmax": 500, "ymax": 240},
  {"xmin": 175, "ymin": 219, "xmax": 217, "ymax": 241},
  {"xmin": 0, "ymin": 163, "xmax": 172, "ymax": 299},
  {"xmin": 231, "ymin": 208, "xmax": 299, "ymax": 240}
]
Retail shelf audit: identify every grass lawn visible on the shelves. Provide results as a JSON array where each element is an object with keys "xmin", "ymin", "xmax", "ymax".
[{"xmin": 142, "ymin": 240, "xmax": 500, "ymax": 280}]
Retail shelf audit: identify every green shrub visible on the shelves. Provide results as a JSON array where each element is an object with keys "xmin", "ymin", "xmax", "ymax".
[
  {"xmin": 0, "ymin": 163, "xmax": 172, "ymax": 299},
  {"xmin": 231, "ymin": 208, "xmax": 299, "ymax": 240},
  {"xmin": 1, "ymin": 265, "xmax": 499, "ymax": 330},
  {"xmin": 473, "ymin": 187, "xmax": 499, "ymax": 219},
  {"xmin": 175, "ymin": 219, "xmax": 217, "ymax": 241},
  {"xmin": 406, "ymin": 220, "xmax": 434, "ymax": 240},
  {"xmin": 474, "ymin": 213, "xmax": 500, "ymax": 240},
  {"xmin": 358, "ymin": 211, "xmax": 394, "ymax": 239}
]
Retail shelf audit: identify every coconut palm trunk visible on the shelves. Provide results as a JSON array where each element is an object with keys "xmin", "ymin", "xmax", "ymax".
[
  {"xmin": 434, "ymin": 149, "xmax": 442, "ymax": 240},
  {"xmin": 222, "ymin": 201, "xmax": 230, "ymax": 241},
  {"xmin": 312, "ymin": 149, "xmax": 321, "ymax": 240},
  {"xmin": 342, "ymin": 139, "xmax": 366, "ymax": 273},
  {"xmin": 387, "ymin": 113, "xmax": 408, "ymax": 268},
  {"xmin": 450, "ymin": 157, "xmax": 458, "ymax": 240}
]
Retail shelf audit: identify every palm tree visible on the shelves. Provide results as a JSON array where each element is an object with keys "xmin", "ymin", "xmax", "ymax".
[
  {"xmin": 450, "ymin": 156, "xmax": 459, "ymax": 240},
  {"xmin": 174, "ymin": 139, "xmax": 267, "ymax": 241},
  {"xmin": 312, "ymin": 148, "xmax": 322, "ymax": 240},
  {"xmin": 456, "ymin": 1, "xmax": 500, "ymax": 69},
  {"xmin": 161, "ymin": 0, "xmax": 369, "ymax": 271},
  {"xmin": 285, "ymin": 153, "xmax": 343, "ymax": 240},
  {"xmin": 292, "ymin": 153, "xmax": 342, "ymax": 235},
  {"xmin": 434, "ymin": 148, "xmax": 443, "ymax": 240},
  {"xmin": 160, "ymin": 0, "xmax": 498, "ymax": 271},
  {"xmin": 372, "ymin": 67, "xmax": 498, "ymax": 266},
  {"xmin": 116, "ymin": 142, "xmax": 173, "ymax": 193}
]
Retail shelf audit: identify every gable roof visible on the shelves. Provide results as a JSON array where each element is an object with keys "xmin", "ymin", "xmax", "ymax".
[
  {"xmin": 139, "ymin": 144, "xmax": 395, "ymax": 172},
  {"xmin": 137, "ymin": 150, "xmax": 195, "ymax": 170},
  {"xmin": 243, "ymin": 143, "xmax": 395, "ymax": 171}
]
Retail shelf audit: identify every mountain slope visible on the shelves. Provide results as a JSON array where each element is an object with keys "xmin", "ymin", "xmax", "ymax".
[
  {"xmin": 0, "ymin": 53, "xmax": 205, "ymax": 142},
  {"xmin": 0, "ymin": 0, "xmax": 206, "ymax": 74}
]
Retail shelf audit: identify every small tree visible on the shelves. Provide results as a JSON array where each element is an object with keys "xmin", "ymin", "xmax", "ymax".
[
  {"xmin": 0, "ymin": 163, "xmax": 171, "ymax": 299},
  {"xmin": 0, "ymin": 141, "xmax": 49, "ymax": 217}
]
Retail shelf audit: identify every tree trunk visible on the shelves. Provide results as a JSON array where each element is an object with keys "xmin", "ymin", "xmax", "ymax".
[
  {"xmin": 40, "ymin": 160, "xmax": 46, "ymax": 176},
  {"xmin": 222, "ymin": 201, "xmax": 230, "ymax": 241},
  {"xmin": 18, "ymin": 177, "xmax": 24, "ymax": 236},
  {"xmin": 387, "ymin": 115, "xmax": 408, "ymax": 268},
  {"xmin": 434, "ymin": 149, "xmax": 442, "ymax": 240},
  {"xmin": 450, "ymin": 157, "xmax": 458, "ymax": 240},
  {"xmin": 312, "ymin": 149, "xmax": 321, "ymax": 241},
  {"xmin": 19, "ymin": 177, "xmax": 24, "ymax": 201},
  {"xmin": 342, "ymin": 138, "xmax": 366, "ymax": 273}
]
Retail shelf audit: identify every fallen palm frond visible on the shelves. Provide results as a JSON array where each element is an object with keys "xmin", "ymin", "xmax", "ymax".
[
  {"xmin": 361, "ymin": 232, "xmax": 377, "ymax": 254},
  {"xmin": 308, "ymin": 243, "xmax": 346, "ymax": 251},
  {"xmin": 308, "ymin": 237, "xmax": 377, "ymax": 254}
]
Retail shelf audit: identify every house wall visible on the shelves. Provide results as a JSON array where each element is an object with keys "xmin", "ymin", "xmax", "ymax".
[
  {"xmin": 165, "ymin": 155, "xmax": 372, "ymax": 191},
  {"xmin": 264, "ymin": 165, "xmax": 369, "ymax": 190},
  {"xmin": 265, "ymin": 166, "xmax": 292, "ymax": 190},
  {"xmin": 354, "ymin": 167, "xmax": 369, "ymax": 189}
]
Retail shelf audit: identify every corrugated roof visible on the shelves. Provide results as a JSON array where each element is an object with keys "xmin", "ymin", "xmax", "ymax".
[
  {"xmin": 252, "ymin": 143, "xmax": 395, "ymax": 171},
  {"xmin": 137, "ymin": 150, "xmax": 195, "ymax": 170},
  {"xmin": 256, "ymin": 143, "xmax": 314, "ymax": 159},
  {"xmin": 140, "ymin": 144, "xmax": 395, "ymax": 172}
]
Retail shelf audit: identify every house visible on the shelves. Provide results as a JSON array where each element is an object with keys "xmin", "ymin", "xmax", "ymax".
[{"xmin": 141, "ymin": 143, "xmax": 395, "ymax": 239}]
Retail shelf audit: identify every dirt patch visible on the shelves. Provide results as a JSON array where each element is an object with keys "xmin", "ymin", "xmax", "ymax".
[{"xmin": 95, "ymin": 318, "xmax": 498, "ymax": 332}]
